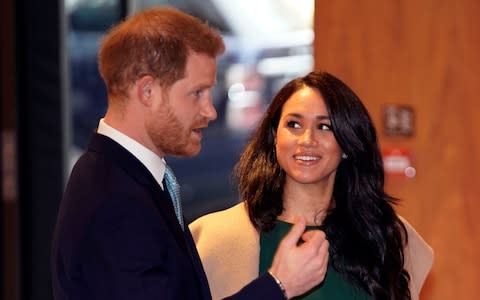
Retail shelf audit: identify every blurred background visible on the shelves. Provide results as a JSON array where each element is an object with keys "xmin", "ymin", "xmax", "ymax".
[
  {"xmin": 1, "ymin": 0, "xmax": 480, "ymax": 299},
  {"xmin": 66, "ymin": 0, "xmax": 315, "ymax": 222}
]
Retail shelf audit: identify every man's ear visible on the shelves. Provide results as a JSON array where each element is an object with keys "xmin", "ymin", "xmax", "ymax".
[{"xmin": 136, "ymin": 75, "xmax": 155, "ymax": 106}]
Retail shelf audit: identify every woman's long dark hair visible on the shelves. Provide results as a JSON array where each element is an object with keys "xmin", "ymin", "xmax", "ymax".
[{"xmin": 235, "ymin": 71, "xmax": 411, "ymax": 299}]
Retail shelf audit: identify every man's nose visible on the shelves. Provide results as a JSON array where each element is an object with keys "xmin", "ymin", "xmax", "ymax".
[{"xmin": 202, "ymin": 97, "xmax": 217, "ymax": 121}]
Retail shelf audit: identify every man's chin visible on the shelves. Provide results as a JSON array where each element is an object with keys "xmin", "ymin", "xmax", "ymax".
[
  {"xmin": 184, "ymin": 148, "xmax": 201, "ymax": 157},
  {"xmin": 169, "ymin": 144, "xmax": 201, "ymax": 158}
]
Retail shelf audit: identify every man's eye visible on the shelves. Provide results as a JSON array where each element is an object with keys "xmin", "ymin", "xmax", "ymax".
[
  {"xmin": 287, "ymin": 121, "xmax": 301, "ymax": 129},
  {"xmin": 192, "ymin": 88, "xmax": 207, "ymax": 98}
]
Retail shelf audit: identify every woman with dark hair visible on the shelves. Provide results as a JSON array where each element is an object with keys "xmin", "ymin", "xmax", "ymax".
[
  {"xmin": 53, "ymin": 7, "xmax": 329, "ymax": 299},
  {"xmin": 190, "ymin": 71, "xmax": 433, "ymax": 300}
]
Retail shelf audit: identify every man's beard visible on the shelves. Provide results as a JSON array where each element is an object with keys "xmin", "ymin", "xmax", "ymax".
[{"xmin": 147, "ymin": 103, "xmax": 204, "ymax": 158}]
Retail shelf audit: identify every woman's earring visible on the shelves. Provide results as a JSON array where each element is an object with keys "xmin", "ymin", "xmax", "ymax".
[{"xmin": 342, "ymin": 153, "xmax": 348, "ymax": 159}]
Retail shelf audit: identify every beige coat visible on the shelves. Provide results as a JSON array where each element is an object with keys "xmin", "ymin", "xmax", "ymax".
[{"xmin": 190, "ymin": 203, "xmax": 433, "ymax": 300}]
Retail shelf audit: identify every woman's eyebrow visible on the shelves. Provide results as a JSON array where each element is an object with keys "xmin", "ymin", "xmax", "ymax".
[
  {"xmin": 316, "ymin": 115, "xmax": 330, "ymax": 121},
  {"xmin": 284, "ymin": 113, "xmax": 330, "ymax": 120}
]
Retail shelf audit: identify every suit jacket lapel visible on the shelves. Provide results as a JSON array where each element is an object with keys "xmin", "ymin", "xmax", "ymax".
[
  {"xmin": 88, "ymin": 133, "xmax": 212, "ymax": 297},
  {"xmin": 153, "ymin": 184, "xmax": 189, "ymax": 251},
  {"xmin": 88, "ymin": 133, "xmax": 188, "ymax": 251},
  {"xmin": 184, "ymin": 226, "xmax": 213, "ymax": 299}
]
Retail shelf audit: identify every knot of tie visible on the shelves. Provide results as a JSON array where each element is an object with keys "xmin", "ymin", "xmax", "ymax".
[{"xmin": 164, "ymin": 164, "xmax": 184, "ymax": 230}]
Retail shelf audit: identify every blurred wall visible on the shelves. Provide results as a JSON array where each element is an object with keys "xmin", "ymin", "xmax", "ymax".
[{"xmin": 314, "ymin": 0, "xmax": 480, "ymax": 299}]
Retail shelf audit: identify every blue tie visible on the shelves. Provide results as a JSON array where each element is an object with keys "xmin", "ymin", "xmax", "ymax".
[{"xmin": 164, "ymin": 164, "xmax": 184, "ymax": 230}]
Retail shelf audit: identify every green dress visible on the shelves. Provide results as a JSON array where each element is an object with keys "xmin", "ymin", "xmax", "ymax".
[{"xmin": 259, "ymin": 221, "xmax": 373, "ymax": 300}]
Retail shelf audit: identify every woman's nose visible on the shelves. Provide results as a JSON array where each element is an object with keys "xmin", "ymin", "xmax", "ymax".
[{"xmin": 299, "ymin": 129, "xmax": 316, "ymax": 145}]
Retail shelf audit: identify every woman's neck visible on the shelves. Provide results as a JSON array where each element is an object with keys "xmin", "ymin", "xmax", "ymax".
[{"xmin": 278, "ymin": 181, "xmax": 333, "ymax": 226}]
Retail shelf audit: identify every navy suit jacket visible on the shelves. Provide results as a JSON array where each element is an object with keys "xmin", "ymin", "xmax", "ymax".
[{"xmin": 51, "ymin": 133, "xmax": 283, "ymax": 300}]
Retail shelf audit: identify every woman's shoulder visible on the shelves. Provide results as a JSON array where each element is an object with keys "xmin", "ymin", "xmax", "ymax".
[
  {"xmin": 189, "ymin": 202, "xmax": 255, "ymax": 241},
  {"xmin": 190, "ymin": 202, "xmax": 248, "ymax": 227},
  {"xmin": 399, "ymin": 216, "xmax": 434, "ymax": 299},
  {"xmin": 399, "ymin": 216, "xmax": 434, "ymax": 265},
  {"xmin": 189, "ymin": 202, "xmax": 260, "ymax": 299}
]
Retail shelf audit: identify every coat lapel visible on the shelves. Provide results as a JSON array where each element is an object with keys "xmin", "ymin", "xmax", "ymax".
[
  {"xmin": 89, "ymin": 133, "xmax": 211, "ymax": 298},
  {"xmin": 89, "ymin": 134, "xmax": 188, "ymax": 250}
]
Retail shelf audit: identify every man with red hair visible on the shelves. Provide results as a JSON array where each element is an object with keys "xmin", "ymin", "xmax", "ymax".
[{"xmin": 51, "ymin": 7, "xmax": 329, "ymax": 300}]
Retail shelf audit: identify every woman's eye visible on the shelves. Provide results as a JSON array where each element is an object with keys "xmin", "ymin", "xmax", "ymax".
[
  {"xmin": 319, "ymin": 123, "xmax": 332, "ymax": 131},
  {"xmin": 287, "ymin": 121, "xmax": 301, "ymax": 129}
]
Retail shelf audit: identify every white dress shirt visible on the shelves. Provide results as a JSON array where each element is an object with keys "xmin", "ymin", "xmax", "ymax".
[{"xmin": 96, "ymin": 118, "xmax": 167, "ymax": 190}]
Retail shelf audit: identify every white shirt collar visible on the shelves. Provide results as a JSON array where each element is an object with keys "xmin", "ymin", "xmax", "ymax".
[{"xmin": 97, "ymin": 118, "xmax": 166, "ymax": 189}]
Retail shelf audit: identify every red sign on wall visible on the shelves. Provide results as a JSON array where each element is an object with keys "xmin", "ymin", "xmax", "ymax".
[{"xmin": 382, "ymin": 148, "xmax": 416, "ymax": 177}]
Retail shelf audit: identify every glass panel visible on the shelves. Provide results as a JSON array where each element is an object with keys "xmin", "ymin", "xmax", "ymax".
[
  {"xmin": 65, "ymin": 0, "xmax": 314, "ymax": 222},
  {"xmin": 66, "ymin": 0, "xmax": 124, "ymax": 153}
]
